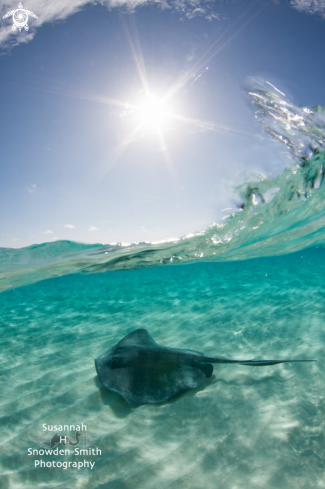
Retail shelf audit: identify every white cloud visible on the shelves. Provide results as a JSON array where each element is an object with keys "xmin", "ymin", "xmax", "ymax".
[
  {"xmin": 0, "ymin": 0, "xmax": 222, "ymax": 49},
  {"xmin": 185, "ymin": 7, "xmax": 219, "ymax": 20},
  {"xmin": 64, "ymin": 224, "xmax": 75, "ymax": 228},
  {"xmin": 26, "ymin": 183, "xmax": 36, "ymax": 194},
  {"xmin": 2, "ymin": 0, "xmax": 319, "ymax": 52},
  {"xmin": 41, "ymin": 229, "xmax": 53, "ymax": 234},
  {"xmin": 291, "ymin": 0, "xmax": 325, "ymax": 17},
  {"xmin": 89, "ymin": 225, "xmax": 100, "ymax": 231}
]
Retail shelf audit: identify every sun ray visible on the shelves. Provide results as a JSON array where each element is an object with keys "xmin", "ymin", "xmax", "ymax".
[
  {"xmin": 9, "ymin": 78, "xmax": 128, "ymax": 109},
  {"xmin": 157, "ymin": 128, "xmax": 178, "ymax": 184},
  {"xmin": 170, "ymin": 114, "xmax": 256, "ymax": 139},
  {"xmin": 71, "ymin": 122, "xmax": 145, "ymax": 207},
  {"xmin": 164, "ymin": 1, "xmax": 266, "ymax": 102},
  {"xmin": 120, "ymin": 14, "xmax": 150, "ymax": 97}
]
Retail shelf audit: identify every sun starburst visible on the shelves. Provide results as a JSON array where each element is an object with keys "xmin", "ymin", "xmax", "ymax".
[{"xmin": 135, "ymin": 95, "xmax": 172, "ymax": 129}]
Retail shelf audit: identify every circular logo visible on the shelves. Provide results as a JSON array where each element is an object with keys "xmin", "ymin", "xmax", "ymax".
[{"xmin": 13, "ymin": 9, "xmax": 28, "ymax": 29}]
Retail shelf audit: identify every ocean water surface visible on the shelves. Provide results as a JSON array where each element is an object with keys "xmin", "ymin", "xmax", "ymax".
[{"xmin": 1, "ymin": 82, "xmax": 325, "ymax": 488}]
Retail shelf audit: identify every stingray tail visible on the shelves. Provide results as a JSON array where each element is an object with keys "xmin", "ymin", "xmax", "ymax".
[
  {"xmin": 204, "ymin": 357, "xmax": 316, "ymax": 366},
  {"xmin": 239, "ymin": 359, "xmax": 316, "ymax": 367}
]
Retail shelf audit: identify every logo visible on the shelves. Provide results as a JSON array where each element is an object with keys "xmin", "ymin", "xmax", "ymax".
[
  {"xmin": 3, "ymin": 3, "xmax": 38, "ymax": 32},
  {"xmin": 33, "ymin": 430, "xmax": 94, "ymax": 450}
]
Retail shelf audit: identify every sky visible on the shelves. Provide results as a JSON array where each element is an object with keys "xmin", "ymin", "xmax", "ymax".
[{"xmin": 0, "ymin": 0, "xmax": 325, "ymax": 248}]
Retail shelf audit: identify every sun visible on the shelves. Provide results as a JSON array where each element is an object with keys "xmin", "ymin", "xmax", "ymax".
[{"xmin": 135, "ymin": 95, "xmax": 172, "ymax": 129}]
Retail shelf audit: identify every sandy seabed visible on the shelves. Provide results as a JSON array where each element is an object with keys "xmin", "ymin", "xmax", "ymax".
[{"xmin": 0, "ymin": 250, "xmax": 324, "ymax": 489}]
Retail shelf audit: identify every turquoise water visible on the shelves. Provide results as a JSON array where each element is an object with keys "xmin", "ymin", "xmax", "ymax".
[
  {"xmin": 1, "ymin": 81, "xmax": 325, "ymax": 488},
  {"xmin": 0, "ymin": 251, "xmax": 323, "ymax": 488}
]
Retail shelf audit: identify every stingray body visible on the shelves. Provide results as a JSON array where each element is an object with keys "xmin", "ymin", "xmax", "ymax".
[{"xmin": 95, "ymin": 329, "xmax": 315, "ymax": 408}]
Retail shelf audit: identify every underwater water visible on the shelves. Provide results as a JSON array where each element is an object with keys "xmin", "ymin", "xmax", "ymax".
[
  {"xmin": 1, "ymin": 81, "xmax": 325, "ymax": 489},
  {"xmin": 0, "ymin": 250, "xmax": 324, "ymax": 489}
]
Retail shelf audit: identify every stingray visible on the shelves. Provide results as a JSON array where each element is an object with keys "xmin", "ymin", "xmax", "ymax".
[{"xmin": 95, "ymin": 329, "xmax": 315, "ymax": 408}]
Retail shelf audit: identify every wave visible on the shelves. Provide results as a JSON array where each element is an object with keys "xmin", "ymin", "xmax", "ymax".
[{"xmin": 1, "ymin": 79, "xmax": 325, "ymax": 292}]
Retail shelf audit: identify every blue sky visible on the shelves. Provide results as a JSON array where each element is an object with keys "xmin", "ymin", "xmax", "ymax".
[{"xmin": 1, "ymin": 0, "xmax": 325, "ymax": 248}]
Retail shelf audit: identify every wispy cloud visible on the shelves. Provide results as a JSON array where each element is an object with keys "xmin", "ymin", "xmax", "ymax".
[
  {"xmin": 89, "ymin": 225, "xmax": 100, "ymax": 231},
  {"xmin": 64, "ymin": 224, "xmax": 75, "ymax": 228},
  {"xmin": 0, "ymin": 0, "xmax": 222, "ymax": 49},
  {"xmin": 26, "ymin": 183, "xmax": 36, "ymax": 194},
  {"xmin": 41, "ymin": 229, "xmax": 53, "ymax": 234},
  {"xmin": 1, "ymin": 0, "xmax": 318, "ymax": 52},
  {"xmin": 291, "ymin": 0, "xmax": 325, "ymax": 18}
]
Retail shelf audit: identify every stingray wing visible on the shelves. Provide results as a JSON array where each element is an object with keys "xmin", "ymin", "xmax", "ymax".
[
  {"xmin": 176, "ymin": 348, "xmax": 204, "ymax": 356},
  {"xmin": 117, "ymin": 330, "xmax": 203, "ymax": 355},
  {"xmin": 95, "ymin": 329, "xmax": 159, "ymax": 405},
  {"xmin": 115, "ymin": 328, "xmax": 158, "ymax": 348}
]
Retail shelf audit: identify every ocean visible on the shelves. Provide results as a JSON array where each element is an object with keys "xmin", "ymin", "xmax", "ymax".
[{"xmin": 0, "ymin": 82, "xmax": 324, "ymax": 488}]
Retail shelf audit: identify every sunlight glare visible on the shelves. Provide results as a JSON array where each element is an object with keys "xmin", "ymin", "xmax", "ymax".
[{"xmin": 136, "ymin": 95, "xmax": 171, "ymax": 128}]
